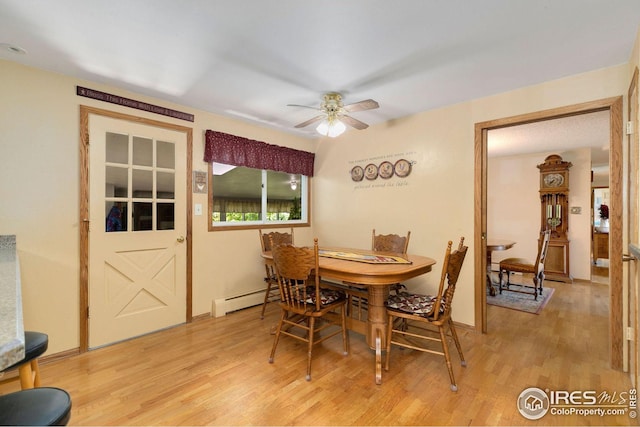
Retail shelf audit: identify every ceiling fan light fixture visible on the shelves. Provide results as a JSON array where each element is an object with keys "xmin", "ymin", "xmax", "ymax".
[{"xmin": 316, "ymin": 118, "xmax": 346, "ymax": 138}]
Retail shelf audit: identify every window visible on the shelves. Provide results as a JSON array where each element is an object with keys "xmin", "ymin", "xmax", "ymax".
[
  {"xmin": 204, "ymin": 129, "xmax": 314, "ymax": 230},
  {"xmin": 209, "ymin": 162, "xmax": 308, "ymax": 228}
]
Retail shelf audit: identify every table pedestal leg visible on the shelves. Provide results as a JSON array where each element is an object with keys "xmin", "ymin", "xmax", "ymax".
[{"xmin": 367, "ymin": 285, "xmax": 389, "ymax": 384}]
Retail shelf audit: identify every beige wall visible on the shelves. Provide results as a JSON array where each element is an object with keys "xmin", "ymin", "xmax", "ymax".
[
  {"xmin": 0, "ymin": 55, "xmax": 632, "ymax": 355},
  {"xmin": 314, "ymin": 64, "xmax": 629, "ymax": 328}
]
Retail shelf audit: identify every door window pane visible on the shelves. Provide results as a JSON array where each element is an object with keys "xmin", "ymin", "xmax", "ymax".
[
  {"xmin": 105, "ymin": 166, "xmax": 128, "ymax": 197},
  {"xmin": 105, "ymin": 202, "xmax": 127, "ymax": 232},
  {"xmin": 157, "ymin": 203, "xmax": 174, "ymax": 230},
  {"xmin": 157, "ymin": 171, "xmax": 175, "ymax": 199},
  {"xmin": 133, "ymin": 202, "xmax": 153, "ymax": 231},
  {"xmin": 105, "ymin": 132, "xmax": 128, "ymax": 164},
  {"xmin": 132, "ymin": 136, "xmax": 153, "ymax": 167},
  {"xmin": 157, "ymin": 141, "xmax": 175, "ymax": 169},
  {"xmin": 132, "ymin": 169, "xmax": 153, "ymax": 198}
]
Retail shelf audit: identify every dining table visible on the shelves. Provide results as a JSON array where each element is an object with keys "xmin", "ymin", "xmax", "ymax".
[
  {"xmin": 262, "ymin": 246, "xmax": 436, "ymax": 384},
  {"xmin": 486, "ymin": 239, "xmax": 516, "ymax": 296}
]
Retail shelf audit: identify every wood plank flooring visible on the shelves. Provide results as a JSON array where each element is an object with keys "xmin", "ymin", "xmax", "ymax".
[{"xmin": 0, "ymin": 278, "xmax": 633, "ymax": 426}]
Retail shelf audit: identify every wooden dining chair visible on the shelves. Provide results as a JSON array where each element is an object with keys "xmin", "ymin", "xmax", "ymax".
[
  {"xmin": 346, "ymin": 230, "xmax": 412, "ymax": 321},
  {"xmin": 268, "ymin": 238, "xmax": 349, "ymax": 381},
  {"xmin": 372, "ymin": 229, "xmax": 411, "ymax": 254},
  {"xmin": 258, "ymin": 228, "xmax": 293, "ymax": 319},
  {"xmin": 498, "ymin": 230, "xmax": 551, "ymax": 300},
  {"xmin": 385, "ymin": 237, "xmax": 468, "ymax": 391}
]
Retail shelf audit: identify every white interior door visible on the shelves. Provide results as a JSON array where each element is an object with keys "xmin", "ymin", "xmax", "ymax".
[{"xmin": 89, "ymin": 114, "xmax": 187, "ymax": 348}]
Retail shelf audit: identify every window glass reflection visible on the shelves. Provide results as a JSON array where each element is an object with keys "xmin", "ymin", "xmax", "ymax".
[
  {"xmin": 133, "ymin": 202, "xmax": 153, "ymax": 231},
  {"xmin": 132, "ymin": 169, "xmax": 153, "ymax": 198},
  {"xmin": 212, "ymin": 166, "xmax": 262, "ymax": 222},
  {"xmin": 157, "ymin": 171, "xmax": 174, "ymax": 199},
  {"xmin": 266, "ymin": 170, "xmax": 301, "ymax": 221},
  {"xmin": 106, "ymin": 132, "xmax": 128, "ymax": 164},
  {"xmin": 157, "ymin": 141, "xmax": 175, "ymax": 169},
  {"xmin": 132, "ymin": 136, "xmax": 153, "ymax": 167},
  {"xmin": 106, "ymin": 166, "xmax": 128, "ymax": 197},
  {"xmin": 105, "ymin": 202, "xmax": 127, "ymax": 232},
  {"xmin": 157, "ymin": 203, "xmax": 174, "ymax": 230}
]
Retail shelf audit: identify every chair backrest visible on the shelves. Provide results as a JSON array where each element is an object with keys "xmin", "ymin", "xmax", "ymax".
[
  {"xmin": 431, "ymin": 237, "xmax": 468, "ymax": 320},
  {"xmin": 259, "ymin": 228, "xmax": 293, "ymax": 252},
  {"xmin": 271, "ymin": 238, "xmax": 322, "ymax": 311},
  {"xmin": 371, "ymin": 229, "xmax": 411, "ymax": 254},
  {"xmin": 534, "ymin": 230, "xmax": 552, "ymax": 277}
]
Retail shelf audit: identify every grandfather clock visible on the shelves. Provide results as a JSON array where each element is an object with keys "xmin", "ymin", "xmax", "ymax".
[{"xmin": 538, "ymin": 154, "xmax": 573, "ymax": 283}]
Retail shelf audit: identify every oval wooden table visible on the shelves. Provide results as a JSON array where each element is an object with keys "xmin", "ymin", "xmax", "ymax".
[{"xmin": 263, "ymin": 247, "xmax": 436, "ymax": 384}]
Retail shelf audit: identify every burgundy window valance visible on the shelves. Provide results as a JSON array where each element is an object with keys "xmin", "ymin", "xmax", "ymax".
[{"xmin": 204, "ymin": 130, "xmax": 315, "ymax": 177}]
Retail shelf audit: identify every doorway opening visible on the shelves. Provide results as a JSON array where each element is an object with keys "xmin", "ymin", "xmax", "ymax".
[{"xmin": 474, "ymin": 96, "xmax": 623, "ymax": 369}]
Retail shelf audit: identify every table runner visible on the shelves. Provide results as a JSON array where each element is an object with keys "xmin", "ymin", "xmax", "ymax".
[{"xmin": 319, "ymin": 249, "xmax": 412, "ymax": 264}]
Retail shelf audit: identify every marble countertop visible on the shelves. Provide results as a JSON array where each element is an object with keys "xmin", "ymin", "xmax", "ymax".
[{"xmin": 0, "ymin": 235, "xmax": 25, "ymax": 371}]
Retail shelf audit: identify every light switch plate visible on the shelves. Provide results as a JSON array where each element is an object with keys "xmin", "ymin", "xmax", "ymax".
[{"xmin": 195, "ymin": 203, "xmax": 203, "ymax": 216}]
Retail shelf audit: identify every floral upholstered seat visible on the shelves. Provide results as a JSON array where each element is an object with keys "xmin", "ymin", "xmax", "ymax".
[
  {"xmin": 302, "ymin": 286, "xmax": 345, "ymax": 306},
  {"xmin": 386, "ymin": 292, "xmax": 445, "ymax": 316}
]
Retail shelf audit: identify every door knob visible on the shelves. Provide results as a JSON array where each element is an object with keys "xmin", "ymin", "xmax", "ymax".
[{"xmin": 177, "ymin": 236, "xmax": 185, "ymax": 243}]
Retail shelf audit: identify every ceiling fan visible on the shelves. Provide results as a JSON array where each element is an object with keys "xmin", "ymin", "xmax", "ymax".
[{"xmin": 288, "ymin": 92, "xmax": 379, "ymax": 137}]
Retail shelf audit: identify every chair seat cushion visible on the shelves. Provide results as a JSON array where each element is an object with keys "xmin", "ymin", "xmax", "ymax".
[
  {"xmin": 499, "ymin": 257, "xmax": 535, "ymax": 273},
  {"xmin": 302, "ymin": 287, "xmax": 345, "ymax": 306},
  {"xmin": 0, "ymin": 387, "xmax": 71, "ymax": 426},
  {"xmin": 386, "ymin": 291, "xmax": 444, "ymax": 315}
]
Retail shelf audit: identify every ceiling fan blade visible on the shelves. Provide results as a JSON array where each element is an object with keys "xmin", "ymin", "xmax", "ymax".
[
  {"xmin": 341, "ymin": 115, "xmax": 369, "ymax": 130},
  {"xmin": 287, "ymin": 103, "xmax": 321, "ymax": 110},
  {"xmin": 294, "ymin": 115, "xmax": 325, "ymax": 128},
  {"xmin": 343, "ymin": 99, "xmax": 379, "ymax": 113}
]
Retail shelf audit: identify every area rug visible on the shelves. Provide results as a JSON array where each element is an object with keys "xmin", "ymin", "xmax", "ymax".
[{"xmin": 487, "ymin": 286, "xmax": 555, "ymax": 314}]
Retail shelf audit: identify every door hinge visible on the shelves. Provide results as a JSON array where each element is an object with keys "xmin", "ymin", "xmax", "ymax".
[
  {"xmin": 626, "ymin": 121, "xmax": 634, "ymax": 135},
  {"xmin": 627, "ymin": 326, "xmax": 635, "ymax": 341}
]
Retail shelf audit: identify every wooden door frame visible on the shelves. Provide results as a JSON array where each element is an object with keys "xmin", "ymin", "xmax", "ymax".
[
  {"xmin": 474, "ymin": 96, "xmax": 624, "ymax": 370},
  {"xmin": 79, "ymin": 105, "xmax": 193, "ymax": 352},
  {"xmin": 627, "ymin": 67, "xmax": 639, "ymax": 383}
]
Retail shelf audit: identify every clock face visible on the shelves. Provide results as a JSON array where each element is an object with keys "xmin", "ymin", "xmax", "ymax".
[{"xmin": 543, "ymin": 173, "xmax": 565, "ymax": 188}]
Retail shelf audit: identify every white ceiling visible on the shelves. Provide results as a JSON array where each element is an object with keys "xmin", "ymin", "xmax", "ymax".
[
  {"xmin": 1, "ymin": 0, "xmax": 639, "ymax": 157},
  {"xmin": 488, "ymin": 110, "xmax": 611, "ymax": 168}
]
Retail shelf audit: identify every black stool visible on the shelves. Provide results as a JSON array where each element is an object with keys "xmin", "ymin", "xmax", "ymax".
[
  {"xmin": 0, "ymin": 331, "xmax": 48, "ymax": 389},
  {"xmin": 0, "ymin": 387, "xmax": 71, "ymax": 426}
]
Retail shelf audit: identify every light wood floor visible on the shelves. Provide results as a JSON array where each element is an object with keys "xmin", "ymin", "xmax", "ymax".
[{"xmin": 0, "ymin": 278, "xmax": 633, "ymax": 426}]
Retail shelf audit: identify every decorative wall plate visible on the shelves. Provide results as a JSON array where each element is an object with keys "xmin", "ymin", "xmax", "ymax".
[
  {"xmin": 364, "ymin": 163, "xmax": 378, "ymax": 180},
  {"xmin": 394, "ymin": 159, "xmax": 412, "ymax": 177},
  {"xmin": 350, "ymin": 165, "xmax": 364, "ymax": 182},
  {"xmin": 379, "ymin": 161, "xmax": 394, "ymax": 179}
]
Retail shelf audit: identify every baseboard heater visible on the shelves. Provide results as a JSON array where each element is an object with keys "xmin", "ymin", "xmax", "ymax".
[{"xmin": 213, "ymin": 288, "xmax": 265, "ymax": 317}]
